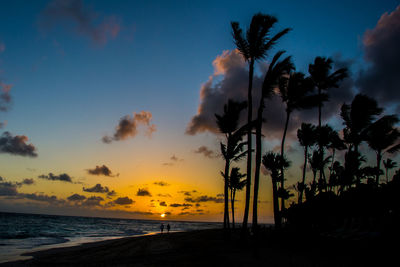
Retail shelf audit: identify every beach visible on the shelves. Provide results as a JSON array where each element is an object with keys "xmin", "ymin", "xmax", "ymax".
[{"xmin": 1, "ymin": 228, "xmax": 397, "ymax": 267}]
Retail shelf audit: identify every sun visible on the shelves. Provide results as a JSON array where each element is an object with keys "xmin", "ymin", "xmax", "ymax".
[{"xmin": 160, "ymin": 213, "xmax": 166, "ymax": 218}]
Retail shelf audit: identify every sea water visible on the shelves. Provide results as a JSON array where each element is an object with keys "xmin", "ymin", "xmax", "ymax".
[{"xmin": 0, "ymin": 212, "xmax": 221, "ymax": 263}]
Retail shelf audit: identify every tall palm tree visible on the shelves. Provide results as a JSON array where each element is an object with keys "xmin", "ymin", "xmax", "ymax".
[
  {"xmin": 262, "ymin": 151, "xmax": 290, "ymax": 228},
  {"xmin": 231, "ymin": 13, "xmax": 290, "ymax": 230},
  {"xmin": 365, "ymin": 114, "xmax": 400, "ymax": 184},
  {"xmin": 327, "ymin": 130, "xmax": 347, "ymax": 178},
  {"xmin": 216, "ymin": 99, "xmax": 247, "ymax": 229},
  {"xmin": 278, "ymin": 71, "xmax": 317, "ymax": 208},
  {"xmin": 252, "ymin": 51, "xmax": 292, "ymax": 231},
  {"xmin": 383, "ymin": 159, "xmax": 397, "ymax": 183},
  {"xmin": 297, "ymin": 123, "xmax": 317, "ymax": 203},
  {"xmin": 228, "ymin": 167, "xmax": 246, "ymax": 229},
  {"xmin": 341, "ymin": 94, "xmax": 383, "ymax": 154},
  {"xmin": 309, "ymin": 57, "xmax": 347, "ymax": 189}
]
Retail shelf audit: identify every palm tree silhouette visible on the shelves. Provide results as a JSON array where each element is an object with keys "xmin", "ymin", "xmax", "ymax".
[
  {"xmin": 365, "ymin": 114, "xmax": 400, "ymax": 184},
  {"xmin": 253, "ymin": 51, "xmax": 292, "ymax": 231},
  {"xmin": 216, "ymin": 99, "xmax": 247, "ymax": 230},
  {"xmin": 231, "ymin": 13, "xmax": 290, "ymax": 230},
  {"xmin": 228, "ymin": 167, "xmax": 246, "ymax": 229},
  {"xmin": 297, "ymin": 123, "xmax": 317, "ymax": 203},
  {"xmin": 327, "ymin": 130, "xmax": 346, "ymax": 179},
  {"xmin": 383, "ymin": 158, "xmax": 397, "ymax": 183},
  {"xmin": 262, "ymin": 151, "xmax": 290, "ymax": 228},
  {"xmin": 309, "ymin": 57, "xmax": 347, "ymax": 190},
  {"xmin": 278, "ymin": 71, "xmax": 316, "ymax": 208}
]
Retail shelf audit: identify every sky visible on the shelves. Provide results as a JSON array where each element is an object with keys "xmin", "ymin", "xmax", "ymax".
[{"xmin": 0, "ymin": 0, "xmax": 399, "ymax": 223}]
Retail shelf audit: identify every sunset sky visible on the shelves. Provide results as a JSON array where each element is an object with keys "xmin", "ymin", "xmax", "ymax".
[{"xmin": 0, "ymin": 0, "xmax": 399, "ymax": 223}]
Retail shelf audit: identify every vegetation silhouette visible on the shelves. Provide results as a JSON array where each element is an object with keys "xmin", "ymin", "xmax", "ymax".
[
  {"xmin": 231, "ymin": 13, "xmax": 290, "ymax": 232},
  {"xmin": 228, "ymin": 167, "xmax": 246, "ymax": 229}
]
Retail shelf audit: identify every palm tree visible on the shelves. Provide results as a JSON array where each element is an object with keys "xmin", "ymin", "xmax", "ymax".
[
  {"xmin": 228, "ymin": 167, "xmax": 246, "ymax": 229},
  {"xmin": 231, "ymin": 13, "xmax": 290, "ymax": 230},
  {"xmin": 309, "ymin": 57, "xmax": 347, "ymax": 190},
  {"xmin": 365, "ymin": 114, "xmax": 400, "ymax": 184},
  {"xmin": 278, "ymin": 71, "xmax": 317, "ymax": 208},
  {"xmin": 262, "ymin": 151, "xmax": 290, "ymax": 228},
  {"xmin": 327, "ymin": 130, "xmax": 346, "ymax": 179},
  {"xmin": 216, "ymin": 99, "xmax": 247, "ymax": 229},
  {"xmin": 383, "ymin": 159, "xmax": 397, "ymax": 183},
  {"xmin": 252, "ymin": 51, "xmax": 292, "ymax": 231},
  {"xmin": 297, "ymin": 123, "xmax": 317, "ymax": 203},
  {"xmin": 341, "ymin": 94, "xmax": 383, "ymax": 153}
]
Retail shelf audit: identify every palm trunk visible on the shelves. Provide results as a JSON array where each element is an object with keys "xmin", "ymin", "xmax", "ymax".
[
  {"xmin": 299, "ymin": 146, "xmax": 308, "ymax": 204},
  {"xmin": 242, "ymin": 59, "xmax": 254, "ymax": 231},
  {"xmin": 280, "ymin": 111, "xmax": 290, "ymax": 211},
  {"xmin": 318, "ymin": 87, "xmax": 325, "ymax": 191},
  {"xmin": 272, "ymin": 174, "xmax": 281, "ymax": 229},
  {"xmin": 252, "ymin": 101, "xmax": 263, "ymax": 232},
  {"xmin": 376, "ymin": 151, "xmax": 382, "ymax": 184},
  {"xmin": 386, "ymin": 167, "xmax": 389, "ymax": 183},
  {"xmin": 231, "ymin": 189, "xmax": 236, "ymax": 229},
  {"xmin": 224, "ymin": 158, "xmax": 230, "ymax": 229}
]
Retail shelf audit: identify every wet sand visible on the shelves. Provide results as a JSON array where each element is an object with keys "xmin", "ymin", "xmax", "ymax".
[{"xmin": 1, "ymin": 228, "xmax": 396, "ymax": 266}]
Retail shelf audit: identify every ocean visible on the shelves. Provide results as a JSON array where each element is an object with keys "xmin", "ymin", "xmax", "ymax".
[{"xmin": 0, "ymin": 212, "xmax": 221, "ymax": 263}]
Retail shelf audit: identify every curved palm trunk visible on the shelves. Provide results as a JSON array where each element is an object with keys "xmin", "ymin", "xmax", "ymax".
[
  {"xmin": 224, "ymin": 158, "xmax": 230, "ymax": 230},
  {"xmin": 280, "ymin": 111, "xmax": 290, "ymax": 211},
  {"xmin": 376, "ymin": 151, "xmax": 382, "ymax": 184},
  {"xmin": 231, "ymin": 189, "xmax": 236, "ymax": 229},
  {"xmin": 272, "ymin": 175, "xmax": 281, "ymax": 229},
  {"xmin": 385, "ymin": 167, "xmax": 389, "ymax": 183},
  {"xmin": 317, "ymin": 87, "xmax": 325, "ymax": 191},
  {"xmin": 299, "ymin": 145, "xmax": 308, "ymax": 204},
  {"xmin": 242, "ymin": 59, "xmax": 254, "ymax": 231},
  {"xmin": 252, "ymin": 99, "xmax": 264, "ymax": 232}
]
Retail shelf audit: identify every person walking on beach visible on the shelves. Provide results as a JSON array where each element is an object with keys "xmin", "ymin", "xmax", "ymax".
[
  {"xmin": 160, "ymin": 223, "xmax": 164, "ymax": 233},
  {"xmin": 167, "ymin": 224, "xmax": 170, "ymax": 233}
]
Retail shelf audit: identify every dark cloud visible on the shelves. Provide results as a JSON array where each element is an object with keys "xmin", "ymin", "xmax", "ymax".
[
  {"xmin": 136, "ymin": 188, "xmax": 152, "ymax": 197},
  {"xmin": 159, "ymin": 201, "xmax": 167, "ymax": 207},
  {"xmin": 357, "ymin": 6, "xmax": 400, "ymax": 110},
  {"xmin": 113, "ymin": 196, "xmax": 134, "ymax": 205},
  {"xmin": 22, "ymin": 193, "xmax": 63, "ymax": 204},
  {"xmin": 0, "ymin": 82, "xmax": 12, "ymax": 112},
  {"xmin": 40, "ymin": 0, "xmax": 121, "ymax": 45},
  {"xmin": 38, "ymin": 173, "xmax": 72, "ymax": 183},
  {"xmin": 153, "ymin": 181, "xmax": 170, "ymax": 186},
  {"xmin": 83, "ymin": 196, "xmax": 104, "ymax": 206},
  {"xmin": 186, "ymin": 49, "xmax": 353, "ymax": 142},
  {"xmin": 102, "ymin": 111, "xmax": 156, "ymax": 143},
  {"xmin": 194, "ymin": 146, "xmax": 217, "ymax": 158},
  {"xmin": 83, "ymin": 183, "xmax": 110, "ymax": 193},
  {"xmin": 15, "ymin": 178, "xmax": 35, "ymax": 187},
  {"xmin": 67, "ymin": 193, "xmax": 86, "ymax": 201},
  {"xmin": 169, "ymin": 203, "xmax": 192, "ymax": 208},
  {"xmin": 184, "ymin": 195, "xmax": 224, "ymax": 203},
  {"xmin": 178, "ymin": 191, "xmax": 192, "ymax": 196},
  {"xmin": 87, "ymin": 165, "xmax": 118, "ymax": 177},
  {"xmin": 0, "ymin": 181, "xmax": 18, "ymax": 196},
  {"xmin": 0, "ymin": 131, "xmax": 38, "ymax": 157}
]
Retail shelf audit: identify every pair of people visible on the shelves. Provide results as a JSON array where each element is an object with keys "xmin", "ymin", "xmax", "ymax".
[{"xmin": 160, "ymin": 223, "xmax": 170, "ymax": 233}]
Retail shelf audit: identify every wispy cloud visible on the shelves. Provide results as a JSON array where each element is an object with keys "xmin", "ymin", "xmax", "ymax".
[
  {"xmin": 153, "ymin": 181, "xmax": 170, "ymax": 186},
  {"xmin": 193, "ymin": 146, "xmax": 217, "ymax": 158},
  {"xmin": 38, "ymin": 173, "xmax": 73, "ymax": 183}
]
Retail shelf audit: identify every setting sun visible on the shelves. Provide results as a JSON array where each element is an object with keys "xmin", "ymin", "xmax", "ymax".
[{"xmin": 160, "ymin": 213, "xmax": 166, "ymax": 218}]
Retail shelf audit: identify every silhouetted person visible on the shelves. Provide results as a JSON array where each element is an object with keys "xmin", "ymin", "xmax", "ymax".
[
  {"xmin": 167, "ymin": 223, "xmax": 170, "ymax": 233},
  {"xmin": 160, "ymin": 223, "xmax": 164, "ymax": 233}
]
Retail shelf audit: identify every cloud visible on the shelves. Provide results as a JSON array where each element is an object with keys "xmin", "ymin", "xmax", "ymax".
[
  {"xmin": 193, "ymin": 146, "xmax": 217, "ymax": 158},
  {"xmin": 87, "ymin": 165, "xmax": 118, "ymax": 177},
  {"xmin": 0, "ymin": 132, "xmax": 38, "ymax": 157},
  {"xmin": 83, "ymin": 183, "xmax": 110, "ymax": 193},
  {"xmin": 136, "ymin": 188, "xmax": 152, "ymax": 197},
  {"xmin": 21, "ymin": 193, "xmax": 64, "ymax": 204},
  {"xmin": 159, "ymin": 201, "xmax": 167, "ymax": 207},
  {"xmin": 83, "ymin": 196, "xmax": 104, "ymax": 206},
  {"xmin": 0, "ymin": 181, "xmax": 18, "ymax": 196},
  {"xmin": 67, "ymin": 193, "xmax": 86, "ymax": 201},
  {"xmin": 357, "ymin": 6, "xmax": 400, "ymax": 110},
  {"xmin": 102, "ymin": 111, "xmax": 156, "ymax": 143},
  {"xmin": 156, "ymin": 193, "xmax": 171, "ymax": 197},
  {"xmin": 0, "ymin": 81, "xmax": 12, "ymax": 112},
  {"xmin": 169, "ymin": 203, "xmax": 192, "ymax": 208},
  {"xmin": 184, "ymin": 195, "xmax": 224, "ymax": 203},
  {"xmin": 40, "ymin": 0, "xmax": 121, "ymax": 45},
  {"xmin": 113, "ymin": 196, "xmax": 134, "ymax": 205},
  {"xmin": 186, "ymin": 49, "xmax": 353, "ymax": 142},
  {"xmin": 38, "ymin": 173, "xmax": 72, "ymax": 183},
  {"xmin": 16, "ymin": 178, "xmax": 35, "ymax": 186},
  {"xmin": 178, "ymin": 191, "xmax": 192, "ymax": 196},
  {"xmin": 153, "ymin": 181, "xmax": 170, "ymax": 186}
]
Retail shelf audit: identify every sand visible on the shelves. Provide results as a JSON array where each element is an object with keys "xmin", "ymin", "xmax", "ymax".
[{"xmin": 1, "ymin": 228, "xmax": 396, "ymax": 266}]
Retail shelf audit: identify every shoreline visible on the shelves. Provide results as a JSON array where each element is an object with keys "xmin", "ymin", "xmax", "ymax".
[{"xmin": 1, "ymin": 228, "xmax": 397, "ymax": 266}]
